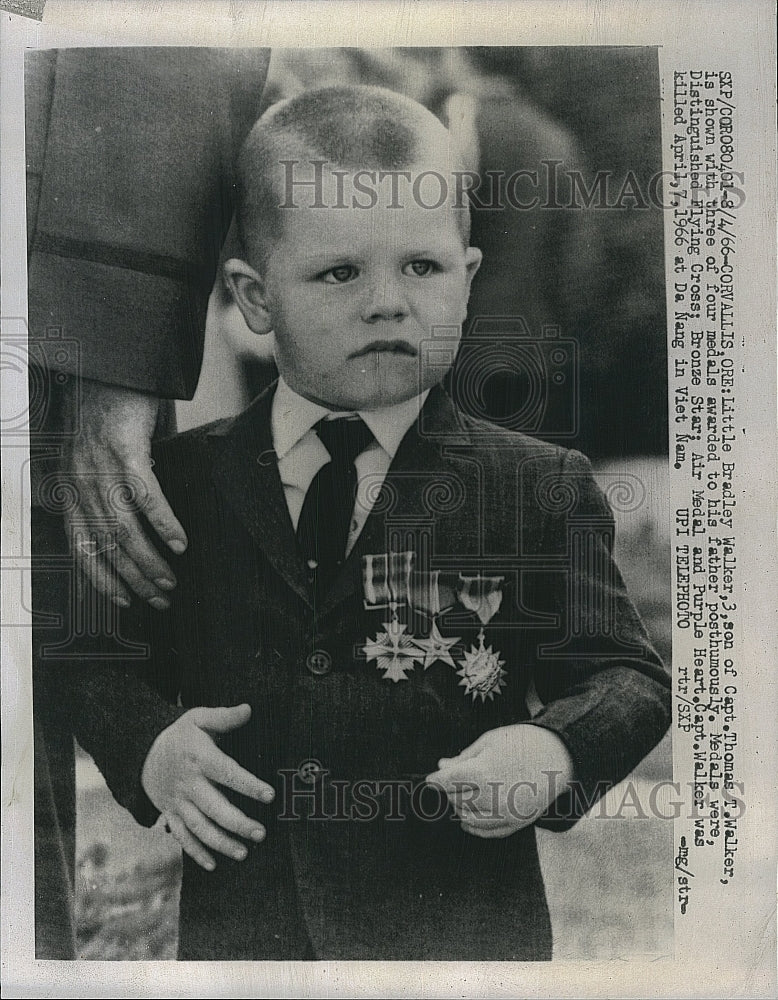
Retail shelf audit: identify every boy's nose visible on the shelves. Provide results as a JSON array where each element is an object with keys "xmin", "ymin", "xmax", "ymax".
[{"xmin": 361, "ymin": 275, "xmax": 410, "ymax": 324}]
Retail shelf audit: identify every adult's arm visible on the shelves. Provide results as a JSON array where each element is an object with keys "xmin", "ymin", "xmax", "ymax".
[
  {"xmin": 26, "ymin": 48, "xmax": 270, "ymax": 602},
  {"xmin": 26, "ymin": 47, "xmax": 270, "ymax": 397}
]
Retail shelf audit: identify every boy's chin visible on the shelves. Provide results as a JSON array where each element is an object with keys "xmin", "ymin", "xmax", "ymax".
[
  {"xmin": 298, "ymin": 373, "xmax": 439, "ymax": 412},
  {"xmin": 331, "ymin": 380, "xmax": 434, "ymax": 412},
  {"xmin": 327, "ymin": 389, "xmax": 419, "ymax": 411}
]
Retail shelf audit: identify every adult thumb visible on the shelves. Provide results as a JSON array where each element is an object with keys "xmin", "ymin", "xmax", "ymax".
[
  {"xmin": 139, "ymin": 467, "xmax": 188, "ymax": 555},
  {"xmin": 193, "ymin": 703, "xmax": 252, "ymax": 734}
]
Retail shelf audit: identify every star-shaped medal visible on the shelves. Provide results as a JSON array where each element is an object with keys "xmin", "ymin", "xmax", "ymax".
[
  {"xmin": 413, "ymin": 620, "xmax": 460, "ymax": 670},
  {"xmin": 362, "ymin": 619, "xmax": 425, "ymax": 682},
  {"xmin": 456, "ymin": 633, "xmax": 507, "ymax": 702}
]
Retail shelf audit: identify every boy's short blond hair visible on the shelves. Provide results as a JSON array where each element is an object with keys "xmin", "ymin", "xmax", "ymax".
[{"xmin": 235, "ymin": 84, "xmax": 471, "ymax": 268}]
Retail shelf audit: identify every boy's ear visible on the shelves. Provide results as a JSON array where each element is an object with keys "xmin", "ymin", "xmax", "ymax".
[
  {"xmin": 464, "ymin": 247, "xmax": 482, "ymax": 287},
  {"xmin": 461, "ymin": 247, "xmax": 482, "ymax": 314},
  {"xmin": 223, "ymin": 258, "xmax": 273, "ymax": 335}
]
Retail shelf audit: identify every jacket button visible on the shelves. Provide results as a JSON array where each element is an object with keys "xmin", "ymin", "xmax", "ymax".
[{"xmin": 306, "ymin": 649, "xmax": 332, "ymax": 675}]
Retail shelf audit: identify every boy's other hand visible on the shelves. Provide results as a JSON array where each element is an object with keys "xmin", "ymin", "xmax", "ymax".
[
  {"xmin": 141, "ymin": 704, "xmax": 275, "ymax": 870},
  {"xmin": 61, "ymin": 377, "xmax": 188, "ymax": 610},
  {"xmin": 426, "ymin": 724, "xmax": 574, "ymax": 839}
]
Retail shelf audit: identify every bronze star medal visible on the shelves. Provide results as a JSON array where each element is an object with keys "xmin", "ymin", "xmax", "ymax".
[
  {"xmin": 406, "ymin": 567, "xmax": 460, "ymax": 669},
  {"xmin": 362, "ymin": 617, "xmax": 425, "ymax": 683},
  {"xmin": 413, "ymin": 620, "xmax": 460, "ymax": 670}
]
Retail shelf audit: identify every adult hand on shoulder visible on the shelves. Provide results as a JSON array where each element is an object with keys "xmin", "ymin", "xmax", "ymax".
[
  {"xmin": 60, "ymin": 377, "xmax": 188, "ymax": 609},
  {"xmin": 426, "ymin": 724, "xmax": 574, "ymax": 838},
  {"xmin": 141, "ymin": 704, "xmax": 275, "ymax": 870}
]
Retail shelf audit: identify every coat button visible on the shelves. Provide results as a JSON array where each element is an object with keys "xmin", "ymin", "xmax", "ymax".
[
  {"xmin": 298, "ymin": 759, "xmax": 324, "ymax": 783},
  {"xmin": 306, "ymin": 649, "xmax": 332, "ymax": 675}
]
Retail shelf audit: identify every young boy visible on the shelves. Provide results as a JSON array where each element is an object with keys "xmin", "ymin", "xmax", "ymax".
[{"xmin": 43, "ymin": 85, "xmax": 670, "ymax": 961}]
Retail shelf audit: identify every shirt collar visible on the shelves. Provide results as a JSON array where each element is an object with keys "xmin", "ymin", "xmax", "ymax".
[{"xmin": 271, "ymin": 375, "xmax": 429, "ymax": 461}]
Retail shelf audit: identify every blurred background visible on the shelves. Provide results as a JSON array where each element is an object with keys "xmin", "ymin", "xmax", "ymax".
[
  {"xmin": 74, "ymin": 46, "xmax": 672, "ymax": 961},
  {"xmin": 179, "ymin": 45, "xmax": 668, "ymax": 462}
]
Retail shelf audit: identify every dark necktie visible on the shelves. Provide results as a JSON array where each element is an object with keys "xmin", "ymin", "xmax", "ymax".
[{"xmin": 296, "ymin": 416, "xmax": 374, "ymax": 586}]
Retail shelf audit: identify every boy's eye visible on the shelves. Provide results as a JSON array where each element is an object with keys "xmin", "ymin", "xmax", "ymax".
[
  {"xmin": 322, "ymin": 265, "xmax": 359, "ymax": 284},
  {"xmin": 403, "ymin": 260, "xmax": 437, "ymax": 277}
]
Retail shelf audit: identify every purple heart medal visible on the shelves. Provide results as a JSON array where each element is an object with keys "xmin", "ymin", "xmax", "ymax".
[
  {"xmin": 455, "ymin": 574, "xmax": 507, "ymax": 701},
  {"xmin": 361, "ymin": 552, "xmax": 425, "ymax": 682}
]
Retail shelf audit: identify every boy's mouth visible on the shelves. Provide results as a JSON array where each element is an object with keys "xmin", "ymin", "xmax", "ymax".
[{"xmin": 353, "ymin": 340, "xmax": 418, "ymax": 358}]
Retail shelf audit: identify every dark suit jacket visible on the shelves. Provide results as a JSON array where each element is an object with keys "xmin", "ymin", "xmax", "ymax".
[
  {"xmin": 36, "ymin": 382, "xmax": 670, "ymax": 960},
  {"xmin": 26, "ymin": 47, "xmax": 270, "ymax": 398}
]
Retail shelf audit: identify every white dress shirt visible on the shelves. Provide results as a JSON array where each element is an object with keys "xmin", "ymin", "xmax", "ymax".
[{"xmin": 271, "ymin": 376, "xmax": 430, "ymax": 555}]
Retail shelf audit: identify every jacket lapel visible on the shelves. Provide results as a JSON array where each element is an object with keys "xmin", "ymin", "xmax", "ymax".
[
  {"xmin": 206, "ymin": 382, "xmax": 477, "ymax": 614},
  {"xmin": 319, "ymin": 384, "xmax": 475, "ymax": 615},
  {"xmin": 207, "ymin": 384, "xmax": 312, "ymax": 605}
]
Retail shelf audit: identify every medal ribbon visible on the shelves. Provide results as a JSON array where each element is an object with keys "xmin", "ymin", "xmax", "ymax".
[
  {"xmin": 408, "ymin": 568, "xmax": 442, "ymax": 618},
  {"xmin": 362, "ymin": 551, "xmax": 415, "ymax": 610},
  {"xmin": 457, "ymin": 574, "xmax": 504, "ymax": 626}
]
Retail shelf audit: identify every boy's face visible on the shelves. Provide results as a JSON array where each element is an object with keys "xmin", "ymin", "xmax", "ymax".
[{"xmin": 231, "ymin": 166, "xmax": 481, "ymax": 411}]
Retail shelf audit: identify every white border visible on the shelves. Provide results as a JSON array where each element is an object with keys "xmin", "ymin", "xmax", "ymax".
[{"xmin": 2, "ymin": 2, "xmax": 776, "ymax": 997}]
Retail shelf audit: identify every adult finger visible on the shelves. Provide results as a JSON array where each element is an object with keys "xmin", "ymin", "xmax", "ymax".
[
  {"xmin": 72, "ymin": 531, "xmax": 131, "ymax": 608},
  {"xmin": 105, "ymin": 543, "xmax": 171, "ymax": 609},
  {"xmin": 138, "ymin": 468, "xmax": 188, "ymax": 556},
  {"xmin": 165, "ymin": 814, "xmax": 216, "ymax": 871},
  {"xmin": 69, "ymin": 498, "xmax": 174, "ymax": 605},
  {"xmin": 177, "ymin": 801, "xmax": 251, "ymax": 861},
  {"xmin": 192, "ymin": 779, "xmax": 267, "ymax": 842},
  {"xmin": 111, "ymin": 514, "xmax": 177, "ymax": 596}
]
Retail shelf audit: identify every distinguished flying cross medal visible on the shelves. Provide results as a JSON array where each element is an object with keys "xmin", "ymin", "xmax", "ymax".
[
  {"xmin": 361, "ymin": 552, "xmax": 425, "ymax": 682},
  {"xmin": 361, "ymin": 619, "xmax": 425, "ymax": 683},
  {"xmin": 455, "ymin": 574, "xmax": 507, "ymax": 701}
]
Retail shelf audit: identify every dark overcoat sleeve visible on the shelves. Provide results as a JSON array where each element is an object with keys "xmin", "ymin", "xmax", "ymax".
[{"xmin": 25, "ymin": 47, "xmax": 270, "ymax": 398}]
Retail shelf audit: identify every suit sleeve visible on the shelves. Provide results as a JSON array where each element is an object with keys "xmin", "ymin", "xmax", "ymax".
[
  {"xmin": 522, "ymin": 448, "xmax": 671, "ymax": 830},
  {"xmin": 25, "ymin": 47, "xmax": 270, "ymax": 399},
  {"xmin": 32, "ymin": 508, "xmax": 186, "ymax": 827}
]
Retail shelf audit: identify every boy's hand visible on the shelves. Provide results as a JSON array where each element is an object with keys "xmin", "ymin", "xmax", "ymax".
[
  {"xmin": 426, "ymin": 724, "xmax": 574, "ymax": 839},
  {"xmin": 141, "ymin": 704, "xmax": 275, "ymax": 870},
  {"xmin": 61, "ymin": 377, "xmax": 188, "ymax": 610}
]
